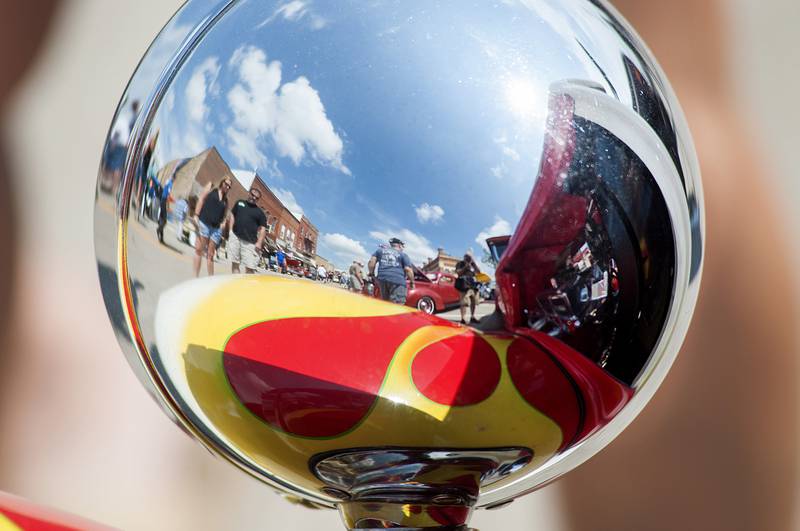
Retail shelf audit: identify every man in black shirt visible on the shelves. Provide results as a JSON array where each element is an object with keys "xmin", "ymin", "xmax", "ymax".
[
  {"xmin": 455, "ymin": 253, "xmax": 481, "ymax": 325},
  {"xmin": 227, "ymin": 187, "xmax": 268, "ymax": 274}
]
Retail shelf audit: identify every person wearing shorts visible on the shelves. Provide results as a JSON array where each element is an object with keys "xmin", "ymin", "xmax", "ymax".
[
  {"xmin": 193, "ymin": 178, "xmax": 230, "ymax": 277},
  {"xmin": 228, "ymin": 187, "xmax": 267, "ymax": 274},
  {"xmin": 276, "ymin": 249, "xmax": 287, "ymax": 274},
  {"xmin": 156, "ymin": 176, "xmax": 173, "ymax": 243},
  {"xmin": 349, "ymin": 260, "xmax": 364, "ymax": 293},
  {"xmin": 455, "ymin": 253, "xmax": 481, "ymax": 325},
  {"xmin": 368, "ymin": 238, "xmax": 415, "ymax": 305}
]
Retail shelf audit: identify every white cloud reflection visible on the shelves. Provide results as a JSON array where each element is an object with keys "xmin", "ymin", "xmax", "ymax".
[
  {"xmin": 490, "ymin": 135, "xmax": 522, "ymax": 180},
  {"xmin": 475, "ymin": 216, "xmax": 512, "ymax": 252},
  {"xmin": 320, "ymin": 233, "xmax": 368, "ymax": 266},
  {"xmin": 226, "ymin": 45, "xmax": 349, "ymax": 174},
  {"xmin": 414, "ymin": 203, "xmax": 445, "ymax": 224},
  {"xmin": 502, "ymin": 145, "xmax": 521, "ymax": 161},
  {"xmin": 186, "ymin": 57, "xmax": 220, "ymax": 123},
  {"xmin": 257, "ymin": 1, "xmax": 328, "ymax": 31},
  {"xmin": 226, "ymin": 126, "xmax": 266, "ymax": 170},
  {"xmin": 273, "ymin": 187, "xmax": 305, "ymax": 220},
  {"xmin": 158, "ymin": 56, "xmax": 220, "ymax": 161},
  {"xmin": 231, "ymin": 169, "xmax": 256, "ymax": 189}
]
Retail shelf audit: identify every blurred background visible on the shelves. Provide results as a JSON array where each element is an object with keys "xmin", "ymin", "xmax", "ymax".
[{"xmin": 0, "ymin": 1, "xmax": 797, "ymax": 530}]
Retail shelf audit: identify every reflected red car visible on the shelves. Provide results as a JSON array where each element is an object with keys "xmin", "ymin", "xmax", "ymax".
[{"xmin": 405, "ymin": 270, "xmax": 460, "ymax": 314}]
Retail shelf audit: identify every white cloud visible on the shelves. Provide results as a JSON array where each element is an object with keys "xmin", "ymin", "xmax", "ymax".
[
  {"xmin": 225, "ymin": 47, "xmax": 280, "ymax": 170},
  {"xmin": 155, "ymin": 56, "xmax": 219, "ymax": 163},
  {"xmin": 225, "ymin": 45, "xmax": 349, "ymax": 174},
  {"xmin": 226, "ymin": 127, "xmax": 267, "ymax": 170},
  {"xmin": 186, "ymin": 57, "xmax": 220, "ymax": 123},
  {"xmin": 276, "ymin": 0, "xmax": 307, "ymax": 20},
  {"xmin": 502, "ymin": 145, "xmax": 521, "ymax": 161},
  {"xmin": 231, "ymin": 169, "xmax": 256, "ymax": 189},
  {"xmin": 489, "ymin": 134, "xmax": 520, "ymax": 180},
  {"xmin": 257, "ymin": 1, "xmax": 328, "ymax": 30},
  {"xmin": 475, "ymin": 216, "xmax": 512, "ymax": 252},
  {"xmin": 320, "ymin": 233, "xmax": 368, "ymax": 266},
  {"xmin": 414, "ymin": 203, "xmax": 445, "ymax": 224},
  {"xmin": 273, "ymin": 187, "xmax": 304, "ymax": 220},
  {"xmin": 182, "ymin": 130, "xmax": 209, "ymax": 157},
  {"xmin": 156, "ymin": 109, "xmax": 208, "ymax": 163},
  {"xmin": 369, "ymin": 229, "xmax": 436, "ymax": 266},
  {"xmin": 275, "ymin": 77, "xmax": 349, "ymax": 172}
]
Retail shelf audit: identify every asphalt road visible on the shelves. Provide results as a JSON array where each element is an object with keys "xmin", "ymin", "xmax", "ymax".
[{"xmin": 437, "ymin": 300, "xmax": 497, "ymax": 324}]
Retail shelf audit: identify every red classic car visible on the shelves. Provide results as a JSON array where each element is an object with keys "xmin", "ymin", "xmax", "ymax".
[{"xmin": 405, "ymin": 269, "xmax": 461, "ymax": 314}]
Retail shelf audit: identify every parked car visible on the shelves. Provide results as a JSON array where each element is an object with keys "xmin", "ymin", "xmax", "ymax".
[
  {"xmin": 405, "ymin": 269, "xmax": 461, "ymax": 314},
  {"xmin": 285, "ymin": 258, "xmax": 305, "ymax": 277},
  {"xmin": 479, "ymin": 280, "xmax": 496, "ymax": 301}
]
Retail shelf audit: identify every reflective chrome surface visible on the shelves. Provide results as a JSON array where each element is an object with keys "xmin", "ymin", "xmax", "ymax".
[
  {"xmin": 95, "ymin": 1, "xmax": 703, "ymax": 528},
  {"xmin": 315, "ymin": 447, "xmax": 530, "ymax": 528}
]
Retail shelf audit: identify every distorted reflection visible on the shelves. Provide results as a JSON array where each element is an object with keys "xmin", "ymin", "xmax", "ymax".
[
  {"xmin": 96, "ymin": 1, "xmax": 676, "ymax": 415},
  {"xmin": 99, "ymin": 99, "xmax": 140, "ymax": 197},
  {"xmin": 104, "ymin": 78, "xmax": 672, "ymax": 441},
  {"xmin": 95, "ymin": 0, "xmax": 698, "ymax": 516}
]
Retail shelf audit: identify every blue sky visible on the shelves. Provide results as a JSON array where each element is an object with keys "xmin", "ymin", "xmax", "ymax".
[{"xmin": 149, "ymin": 0, "xmax": 634, "ymax": 271}]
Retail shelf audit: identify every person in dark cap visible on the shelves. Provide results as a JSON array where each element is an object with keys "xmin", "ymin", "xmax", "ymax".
[
  {"xmin": 368, "ymin": 237, "xmax": 415, "ymax": 304},
  {"xmin": 349, "ymin": 260, "xmax": 365, "ymax": 293},
  {"xmin": 455, "ymin": 252, "xmax": 482, "ymax": 325}
]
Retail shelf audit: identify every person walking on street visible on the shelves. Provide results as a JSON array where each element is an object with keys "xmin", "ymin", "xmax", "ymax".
[
  {"xmin": 455, "ymin": 253, "xmax": 481, "ymax": 325},
  {"xmin": 193, "ymin": 177, "xmax": 231, "ymax": 277},
  {"xmin": 349, "ymin": 260, "xmax": 365, "ymax": 293},
  {"xmin": 228, "ymin": 187, "xmax": 267, "ymax": 274},
  {"xmin": 156, "ymin": 176, "xmax": 173, "ymax": 243},
  {"xmin": 276, "ymin": 249, "xmax": 287, "ymax": 274},
  {"xmin": 174, "ymin": 197, "xmax": 188, "ymax": 230},
  {"xmin": 368, "ymin": 238, "xmax": 415, "ymax": 305}
]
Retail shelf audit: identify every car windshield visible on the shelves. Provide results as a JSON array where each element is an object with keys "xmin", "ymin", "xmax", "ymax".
[
  {"xmin": 413, "ymin": 269, "xmax": 430, "ymax": 282},
  {"xmin": 488, "ymin": 240, "xmax": 509, "ymax": 265}
]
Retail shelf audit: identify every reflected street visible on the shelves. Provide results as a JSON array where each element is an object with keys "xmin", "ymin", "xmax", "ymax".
[{"xmin": 94, "ymin": 1, "xmax": 703, "ymax": 526}]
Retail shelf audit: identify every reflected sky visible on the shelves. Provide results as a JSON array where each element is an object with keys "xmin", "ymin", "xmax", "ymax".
[
  {"xmin": 146, "ymin": 0, "xmax": 631, "ymax": 270},
  {"xmin": 96, "ymin": 0, "xmax": 703, "ymax": 516}
]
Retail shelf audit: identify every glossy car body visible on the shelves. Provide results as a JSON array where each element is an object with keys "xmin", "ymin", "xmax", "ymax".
[
  {"xmin": 405, "ymin": 270, "xmax": 460, "ymax": 314},
  {"xmin": 92, "ymin": 0, "xmax": 703, "ymax": 525},
  {"xmin": 0, "ymin": 491, "xmax": 110, "ymax": 531}
]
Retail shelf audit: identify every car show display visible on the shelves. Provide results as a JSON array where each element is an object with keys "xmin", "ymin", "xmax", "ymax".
[{"xmin": 95, "ymin": 1, "xmax": 704, "ymax": 529}]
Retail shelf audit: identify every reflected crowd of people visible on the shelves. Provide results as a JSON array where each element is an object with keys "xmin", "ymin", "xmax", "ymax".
[{"xmin": 133, "ymin": 167, "xmax": 495, "ymax": 323}]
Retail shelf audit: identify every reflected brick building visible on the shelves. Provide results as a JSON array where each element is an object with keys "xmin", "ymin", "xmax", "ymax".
[
  {"xmin": 158, "ymin": 147, "xmax": 241, "ymax": 201},
  {"xmin": 421, "ymin": 248, "xmax": 459, "ymax": 274},
  {"xmin": 297, "ymin": 217, "xmax": 318, "ymax": 258}
]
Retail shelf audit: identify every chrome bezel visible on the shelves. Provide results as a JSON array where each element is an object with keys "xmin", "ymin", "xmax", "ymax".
[{"xmin": 94, "ymin": 0, "xmax": 704, "ymax": 510}]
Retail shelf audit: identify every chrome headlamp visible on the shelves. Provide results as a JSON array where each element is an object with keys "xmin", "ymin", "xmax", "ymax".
[{"xmin": 95, "ymin": 1, "xmax": 703, "ymax": 529}]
